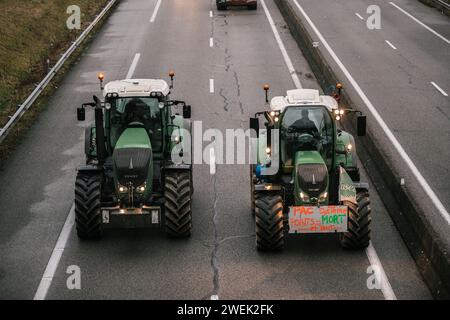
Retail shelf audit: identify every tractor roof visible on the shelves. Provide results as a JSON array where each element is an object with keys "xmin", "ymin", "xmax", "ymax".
[
  {"xmin": 103, "ymin": 79, "xmax": 170, "ymax": 98},
  {"xmin": 270, "ymin": 89, "xmax": 338, "ymax": 112}
]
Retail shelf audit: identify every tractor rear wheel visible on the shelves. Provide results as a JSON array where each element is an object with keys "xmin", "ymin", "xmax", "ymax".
[
  {"xmin": 255, "ymin": 194, "xmax": 284, "ymax": 251},
  {"xmin": 164, "ymin": 171, "xmax": 192, "ymax": 238},
  {"xmin": 75, "ymin": 172, "xmax": 103, "ymax": 240},
  {"xmin": 340, "ymin": 190, "xmax": 371, "ymax": 249}
]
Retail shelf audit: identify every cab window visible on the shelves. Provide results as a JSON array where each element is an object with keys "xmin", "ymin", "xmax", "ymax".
[
  {"xmin": 280, "ymin": 106, "xmax": 334, "ymax": 169},
  {"xmin": 109, "ymin": 97, "xmax": 163, "ymax": 152}
]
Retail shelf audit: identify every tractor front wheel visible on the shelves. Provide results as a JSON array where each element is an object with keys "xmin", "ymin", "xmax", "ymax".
[
  {"xmin": 164, "ymin": 171, "xmax": 192, "ymax": 238},
  {"xmin": 340, "ymin": 190, "xmax": 371, "ymax": 249},
  {"xmin": 255, "ymin": 194, "xmax": 284, "ymax": 251},
  {"xmin": 74, "ymin": 172, "xmax": 103, "ymax": 240}
]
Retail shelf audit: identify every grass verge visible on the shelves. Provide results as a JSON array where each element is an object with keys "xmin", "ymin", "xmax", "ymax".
[{"xmin": 0, "ymin": 0, "xmax": 118, "ymax": 163}]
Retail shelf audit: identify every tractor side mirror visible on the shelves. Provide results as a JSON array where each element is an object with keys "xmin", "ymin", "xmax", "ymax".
[
  {"xmin": 183, "ymin": 105, "xmax": 191, "ymax": 119},
  {"xmin": 77, "ymin": 107, "xmax": 85, "ymax": 121},
  {"xmin": 357, "ymin": 115, "xmax": 367, "ymax": 136},
  {"xmin": 250, "ymin": 117, "xmax": 259, "ymax": 138}
]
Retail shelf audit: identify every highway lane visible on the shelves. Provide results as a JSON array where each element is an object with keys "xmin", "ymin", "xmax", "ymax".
[
  {"xmin": 0, "ymin": 0, "xmax": 430, "ymax": 299},
  {"xmin": 283, "ymin": 0, "xmax": 450, "ymax": 244}
]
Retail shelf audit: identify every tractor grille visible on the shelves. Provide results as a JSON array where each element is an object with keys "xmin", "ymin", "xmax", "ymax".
[
  {"xmin": 113, "ymin": 148, "xmax": 152, "ymax": 186},
  {"xmin": 296, "ymin": 164, "xmax": 328, "ymax": 198}
]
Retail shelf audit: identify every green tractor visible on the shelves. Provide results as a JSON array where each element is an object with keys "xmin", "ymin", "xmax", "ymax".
[
  {"xmin": 75, "ymin": 73, "xmax": 193, "ymax": 239},
  {"xmin": 249, "ymin": 85, "xmax": 371, "ymax": 251}
]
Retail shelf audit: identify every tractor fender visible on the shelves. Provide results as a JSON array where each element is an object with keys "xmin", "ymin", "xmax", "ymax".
[
  {"xmin": 77, "ymin": 165, "xmax": 102, "ymax": 174},
  {"xmin": 255, "ymin": 183, "xmax": 282, "ymax": 192},
  {"xmin": 163, "ymin": 163, "xmax": 191, "ymax": 171},
  {"xmin": 336, "ymin": 130, "xmax": 357, "ymax": 169}
]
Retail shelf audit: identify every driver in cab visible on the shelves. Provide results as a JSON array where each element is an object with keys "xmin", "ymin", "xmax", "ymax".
[
  {"xmin": 284, "ymin": 109, "xmax": 319, "ymax": 167},
  {"xmin": 290, "ymin": 109, "xmax": 318, "ymax": 135}
]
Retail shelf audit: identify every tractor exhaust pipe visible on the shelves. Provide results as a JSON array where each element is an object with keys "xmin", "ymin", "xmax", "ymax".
[{"xmin": 93, "ymin": 95, "xmax": 107, "ymax": 163}]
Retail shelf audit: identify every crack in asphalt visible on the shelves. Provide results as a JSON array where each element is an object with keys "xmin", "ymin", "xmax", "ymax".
[
  {"xmin": 208, "ymin": 2, "xmax": 221, "ymax": 299},
  {"xmin": 224, "ymin": 48, "xmax": 232, "ymax": 72},
  {"xmin": 219, "ymin": 88, "xmax": 229, "ymax": 112},
  {"xmin": 233, "ymin": 71, "xmax": 241, "ymax": 97},
  {"xmin": 219, "ymin": 234, "xmax": 255, "ymax": 244},
  {"xmin": 232, "ymin": 71, "xmax": 246, "ymax": 128},
  {"xmin": 210, "ymin": 165, "xmax": 220, "ymax": 298}
]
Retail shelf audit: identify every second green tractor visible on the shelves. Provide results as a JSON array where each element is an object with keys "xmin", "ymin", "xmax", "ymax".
[{"xmin": 250, "ymin": 85, "xmax": 371, "ymax": 251}]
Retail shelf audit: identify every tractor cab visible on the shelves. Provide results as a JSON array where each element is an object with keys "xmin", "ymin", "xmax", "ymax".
[
  {"xmin": 103, "ymin": 80, "xmax": 170, "ymax": 155},
  {"xmin": 280, "ymin": 105, "xmax": 334, "ymax": 172},
  {"xmin": 108, "ymin": 97, "xmax": 163, "ymax": 151}
]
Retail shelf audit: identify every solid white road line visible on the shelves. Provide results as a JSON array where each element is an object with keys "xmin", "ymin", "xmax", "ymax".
[
  {"xmin": 126, "ymin": 53, "xmax": 141, "ymax": 79},
  {"xmin": 385, "ymin": 40, "xmax": 397, "ymax": 50},
  {"xmin": 260, "ymin": 0, "xmax": 302, "ymax": 89},
  {"xmin": 292, "ymin": 0, "xmax": 450, "ymax": 226},
  {"xmin": 210, "ymin": 37, "xmax": 214, "ymax": 48},
  {"xmin": 366, "ymin": 243, "xmax": 397, "ymax": 300},
  {"xmin": 150, "ymin": 0, "xmax": 162, "ymax": 23},
  {"xmin": 389, "ymin": 2, "xmax": 450, "ymax": 45},
  {"xmin": 431, "ymin": 81, "xmax": 449, "ymax": 97},
  {"xmin": 210, "ymin": 78, "xmax": 215, "ymax": 93},
  {"xmin": 355, "ymin": 13, "xmax": 364, "ymax": 20},
  {"xmin": 34, "ymin": 205, "xmax": 75, "ymax": 300}
]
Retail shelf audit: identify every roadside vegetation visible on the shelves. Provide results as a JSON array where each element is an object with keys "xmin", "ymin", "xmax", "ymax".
[{"xmin": 0, "ymin": 0, "xmax": 112, "ymax": 160}]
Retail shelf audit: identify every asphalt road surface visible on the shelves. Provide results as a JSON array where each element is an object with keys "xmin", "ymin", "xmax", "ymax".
[
  {"xmin": 0, "ymin": 0, "xmax": 432, "ymax": 299},
  {"xmin": 283, "ymin": 0, "xmax": 450, "ymax": 239}
]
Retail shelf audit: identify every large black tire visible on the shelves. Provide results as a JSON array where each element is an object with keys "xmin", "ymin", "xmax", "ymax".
[
  {"xmin": 340, "ymin": 190, "xmax": 371, "ymax": 249},
  {"xmin": 248, "ymin": 3, "xmax": 257, "ymax": 10},
  {"xmin": 75, "ymin": 173, "xmax": 103, "ymax": 240},
  {"xmin": 164, "ymin": 171, "xmax": 192, "ymax": 238},
  {"xmin": 255, "ymin": 194, "xmax": 284, "ymax": 251}
]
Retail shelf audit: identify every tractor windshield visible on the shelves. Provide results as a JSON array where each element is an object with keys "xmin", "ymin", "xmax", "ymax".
[
  {"xmin": 108, "ymin": 97, "xmax": 163, "ymax": 152},
  {"xmin": 280, "ymin": 106, "xmax": 334, "ymax": 169}
]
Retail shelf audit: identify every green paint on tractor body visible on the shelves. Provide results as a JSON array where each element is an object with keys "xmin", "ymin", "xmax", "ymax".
[
  {"xmin": 113, "ymin": 127, "xmax": 154, "ymax": 198},
  {"xmin": 114, "ymin": 127, "xmax": 152, "ymax": 150},
  {"xmin": 293, "ymin": 150, "xmax": 329, "ymax": 206}
]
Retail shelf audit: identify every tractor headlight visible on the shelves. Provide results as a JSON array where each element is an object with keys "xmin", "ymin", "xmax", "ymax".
[
  {"xmin": 118, "ymin": 185, "xmax": 128, "ymax": 193},
  {"xmin": 136, "ymin": 185, "xmax": 146, "ymax": 193},
  {"xmin": 172, "ymin": 135, "xmax": 181, "ymax": 144},
  {"xmin": 319, "ymin": 191, "xmax": 328, "ymax": 202},
  {"xmin": 300, "ymin": 192, "xmax": 310, "ymax": 201}
]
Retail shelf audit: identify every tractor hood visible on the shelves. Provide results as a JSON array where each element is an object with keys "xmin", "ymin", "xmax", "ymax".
[
  {"xmin": 294, "ymin": 151, "xmax": 328, "ymax": 199},
  {"xmin": 113, "ymin": 127, "xmax": 152, "ymax": 187}
]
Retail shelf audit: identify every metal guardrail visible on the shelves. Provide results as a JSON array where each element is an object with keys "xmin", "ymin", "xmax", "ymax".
[
  {"xmin": 434, "ymin": 0, "xmax": 450, "ymax": 9},
  {"xmin": 422, "ymin": 0, "xmax": 450, "ymax": 10},
  {"xmin": 0, "ymin": 0, "xmax": 118, "ymax": 144}
]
